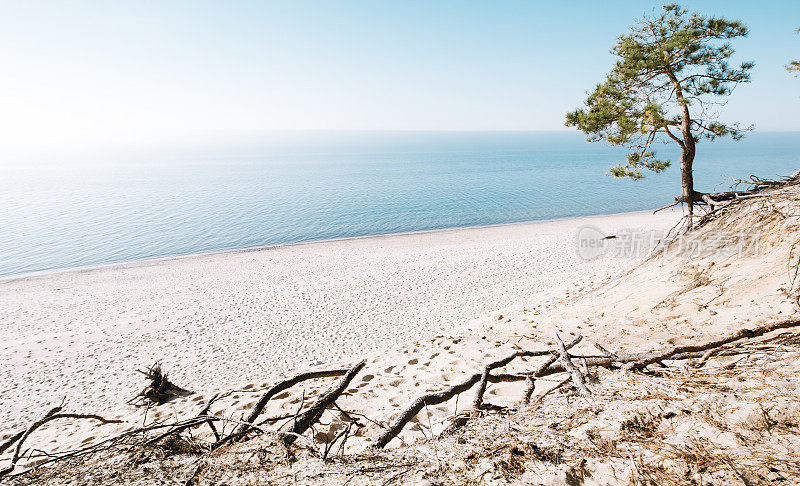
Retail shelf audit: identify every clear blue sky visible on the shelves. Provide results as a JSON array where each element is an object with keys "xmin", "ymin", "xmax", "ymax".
[{"xmin": 1, "ymin": 1, "xmax": 798, "ymax": 155}]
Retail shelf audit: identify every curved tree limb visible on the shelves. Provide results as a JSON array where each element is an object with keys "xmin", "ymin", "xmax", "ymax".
[
  {"xmin": 0, "ymin": 406, "xmax": 122, "ymax": 477},
  {"xmin": 585, "ymin": 319, "xmax": 800, "ymax": 375},
  {"xmin": 215, "ymin": 366, "xmax": 350, "ymax": 449},
  {"xmin": 378, "ymin": 345, "xmax": 560, "ymax": 449},
  {"xmin": 284, "ymin": 360, "xmax": 366, "ymax": 446},
  {"xmin": 522, "ymin": 335, "xmax": 582, "ymax": 404},
  {"xmin": 553, "ymin": 333, "xmax": 592, "ymax": 397},
  {"xmin": 472, "ymin": 348, "xmax": 552, "ymax": 410}
]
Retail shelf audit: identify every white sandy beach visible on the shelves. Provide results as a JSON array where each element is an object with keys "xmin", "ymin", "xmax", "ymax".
[{"xmin": 0, "ymin": 210, "xmax": 680, "ymax": 431}]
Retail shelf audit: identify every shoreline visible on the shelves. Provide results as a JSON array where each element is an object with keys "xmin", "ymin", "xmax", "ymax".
[{"xmin": 0, "ymin": 207, "xmax": 676, "ymax": 283}]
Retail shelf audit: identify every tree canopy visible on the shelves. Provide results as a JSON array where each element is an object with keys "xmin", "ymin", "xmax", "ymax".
[
  {"xmin": 789, "ymin": 28, "xmax": 799, "ymax": 75},
  {"xmin": 566, "ymin": 4, "xmax": 753, "ymax": 180}
]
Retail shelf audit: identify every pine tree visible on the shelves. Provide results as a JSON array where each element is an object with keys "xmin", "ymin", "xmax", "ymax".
[{"xmin": 566, "ymin": 4, "xmax": 753, "ymax": 226}]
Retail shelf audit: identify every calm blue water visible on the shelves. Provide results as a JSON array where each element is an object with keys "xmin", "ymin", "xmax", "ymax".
[{"xmin": 1, "ymin": 131, "xmax": 798, "ymax": 277}]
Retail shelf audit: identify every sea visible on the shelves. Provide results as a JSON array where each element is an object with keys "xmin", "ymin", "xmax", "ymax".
[{"xmin": 1, "ymin": 131, "xmax": 798, "ymax": 278}]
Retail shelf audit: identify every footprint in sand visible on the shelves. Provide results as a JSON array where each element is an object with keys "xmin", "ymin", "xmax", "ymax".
[{"xmin": 357, "ymin": 375, "xmax": 375, "ymax": 388}]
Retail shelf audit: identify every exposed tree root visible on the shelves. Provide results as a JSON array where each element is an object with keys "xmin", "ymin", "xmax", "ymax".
[
  {"xmin": 132, "ymin": 362, "xmax": 192, "ymax": 405},
  {"xmin": 6, "ymin": 318, "xmax": 800, "ymax": 480},
  {"xmin": 0, "ymin": 403, "xmax": 121, "ymax": 477},
  {"xmin": 214, "ymin": 366, "xmax": 351, "ymax": 449},
  {"xmin": 553, "ymin": 333, "xmax": 592, "ymax": 397},
  {"xmin": 593, "ymin": 318, "xmax": 800, "ymax": 371},
  {"xmin": 521, "ymin": 336, "xmax": 582, "ymax": 404},
  {"xmin": 284, "ymin": 360, "xmax": 366, "ymax": 446}
]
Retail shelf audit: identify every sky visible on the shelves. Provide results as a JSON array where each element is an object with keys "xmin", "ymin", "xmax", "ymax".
[{"xmin": 0, "ymin": 0, "xmax": 798, "ymax": 155}]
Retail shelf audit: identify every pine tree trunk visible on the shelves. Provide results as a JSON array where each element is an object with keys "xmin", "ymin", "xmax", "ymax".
[
  {"xmin": 680, "ymin": 141, "xmax": 696, "ymax": 227},
  {"xmin": 678, "ymin": 91, "xmax": 697, "ymax": 229},
  {"xmin": 667, "ymin": 68, "xmax": 699, "ymax": 230}
]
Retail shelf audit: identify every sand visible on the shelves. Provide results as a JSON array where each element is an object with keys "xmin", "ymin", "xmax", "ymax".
[
  {"xmin": 0, "ymin": 209, "xmax": 680, "ymax": 431},
  {"xmin": 5, "ymin": 181, "xmax": 800, "ymax": 484}
]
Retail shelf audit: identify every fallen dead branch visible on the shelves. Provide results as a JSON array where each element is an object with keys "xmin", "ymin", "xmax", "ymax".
[
  {"xmin": 471, "ymin": 348, "xmax": 552, "ymax": 410},
  {"xmin": 0, "ymin": 432, "xmax": 25, "ymax": 456},
  {"xmin": 594, "ymin": 318, "xmax": 800, "ymax": 371},
  {"xmin": 3, "ymin": 417, "xmax": 206, "ymax": 478},
  {"xmin": 0, "ymin": 404, "xmax": 122, "ymax": 477},
  {"xmin": 143, "ymin": 392, "xmax": 231, "ymax": 447},
  {"xmin": 789, "ymin": 240, "xmax": 800, "ymax": 308},
  {"xmin": 378, "ymin": 343, "xmax": 570, "ymax": 448},
  {"xmin": 8, "ymin": 316, "xmax": 800, "ymax": 481},
  {"xmin": 5, "ymin": 363, "xmax": 361, "ymax": 477},
  {"xmin": 215, "ymin": 366, "xmax": 351, "ymax": 449},
  {"xmin": 284, "ymin": 360, "xmax": 366, "ymax": 446},
  {"xmin": 376, "ymin": 332, "xmax": 660, "ymax": 448},
  {"xmin": 530, "ymin": 376, "xmax": 572, "ymax": 405},
  {"xmin": 522, "ymin": 336, "xmax": 582, "ymax": 404},
  {"xmin": 374, "ymin": 370, "xmax": 485, "ymax": 448},
  {"xmin": 553, "ymin": 333, "xmax": 592, "ymax": 397}
]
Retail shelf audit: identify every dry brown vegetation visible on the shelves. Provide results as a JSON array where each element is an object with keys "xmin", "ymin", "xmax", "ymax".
[{"xmin": 7, "ymin": 331, "xmax": 800, "ymax": 485}]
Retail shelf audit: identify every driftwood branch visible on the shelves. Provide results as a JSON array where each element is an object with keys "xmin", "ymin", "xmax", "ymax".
[
  {"xmin": 553, "ymin": 333, "xmax": 592, "ymax": 397},
  {"xmin": 0, "ymin": 405, "xmax": 122, "ymax": 477},
  {"xmin": 9, "ymin": 319, "xmax": 800, "ymax": 470},
  {"xmin": 133, "ymin": 362, "xmax": 192, "ymax": 405},
  {"xmin": 284, "ymin": 360, "xmax": 366, "ymax": 446},
  {"xmin": 0, "ymin": 406, "xmax": 62, "ymax": 477},
  {"xmin": 215, "ymin": 366, "xmax": 350, "ymax": 449},
  {"xmin": 378, "ymin": 346, "xmax": 557, "ymax": 448},
  {"xmin": 0, "ymin": 432, "xmax": 25, "ymax": 456},
  {"xmin": 522, "ymin": 336, "xmax": 582, "ymax": 404},
  {"xmin": 375, "ymin": 371, "xmax": 483, "ymax": 448},
  {"xmin": 530, "ymin": 376, "xmax": 572, "ymax": 405},
  {"xmin": 596, "ymin": 318, "xmax": 800, "ymax": 370},
  {"xmin": 5, "ymin": 416, "xmax": 220, "ymax": 477},
  {"xmin": 143, "ymin": 393, "xmax": 232, "ymax": 447},
  {"xmin": 472, "ymin": 348, "xmax": 552, "ymax": 409}
]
